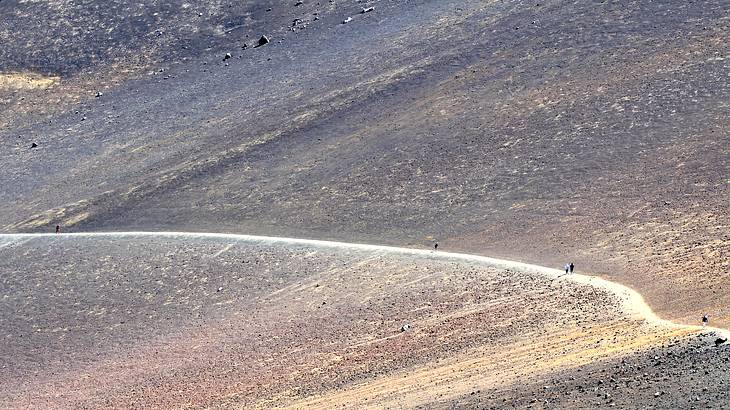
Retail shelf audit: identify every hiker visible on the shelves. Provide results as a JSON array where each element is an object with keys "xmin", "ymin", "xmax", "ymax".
[
  {"xmin": 702, "ymin": 314, "xmax": 709, "ymax": 327},
  {"xmin": 55, "ymin": 225, "xmax": 60, "ymax": 234},
  {"xmin": 569, "ymin": 262, "xmax": 574, "ymax": 274},
  {"xmin": 564, "ymin": 263, "xmax": 569, "ymax": 275},
  {"xmin": 434, "ymin": 243, "xmax": 438, "ymax": 251}
]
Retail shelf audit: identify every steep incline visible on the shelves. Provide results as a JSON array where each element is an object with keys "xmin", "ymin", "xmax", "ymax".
[{"xmin": 2, "ymin": 0, "xmax": 728, "ymax": 326}]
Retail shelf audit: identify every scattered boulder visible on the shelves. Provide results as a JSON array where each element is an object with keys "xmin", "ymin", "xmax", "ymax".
[
  {"xmin": 30, "ymin": 142, "xmax": 38, "ymax": 149},
  {"xmin": 223, "ymin": 53, "xmax": 232, "ymax": 60},
  {"xmin": 715, "ymin": 337, "xmax": 727, "ymax": 347},
  {"xmin": 400, "ymin": 323, "xmax": 411, "ymax": 332},
  {"xmin": 95, "ymin": 91, "xmax": 103, "ymax": 98},
  {"xmin": 295, "ymin": 0, "xmax": 303, "ymax": 5},
  {"xmin": 342, "ymin": 16, "xmax": 353, "ymax": 24},
  {"xmin": 361, "ymin": 6, "xmax": 374, "ymax": 13},
  {"xmin": 257, "ymin": 35, "xmax": 270, "ymax": 46}
]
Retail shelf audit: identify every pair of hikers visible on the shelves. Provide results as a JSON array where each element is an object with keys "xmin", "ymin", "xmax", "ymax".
[{"xmin": 564, "ymin": 262, "xmax": 574, "ymax": 274}]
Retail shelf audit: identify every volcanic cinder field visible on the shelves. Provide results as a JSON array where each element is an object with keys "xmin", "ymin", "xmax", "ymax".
[{"xmin": 1, "ymin": 0, "xmax": 729, "ymax": 408}]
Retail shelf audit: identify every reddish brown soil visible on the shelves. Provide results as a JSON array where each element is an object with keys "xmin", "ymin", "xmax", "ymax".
[{"xmin": 0, "ymin": 235, "xmax": 698, "ymax": 409}]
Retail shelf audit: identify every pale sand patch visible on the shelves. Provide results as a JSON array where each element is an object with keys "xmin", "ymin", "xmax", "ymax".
[{"xmin": 0, "ymin": 72, "xmax": 59, "ymax": 90}]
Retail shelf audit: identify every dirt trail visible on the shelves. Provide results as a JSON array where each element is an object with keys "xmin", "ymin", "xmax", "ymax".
[{"xmin": 1, "ymin": 231, "xmax": 724, "ymax": 338}]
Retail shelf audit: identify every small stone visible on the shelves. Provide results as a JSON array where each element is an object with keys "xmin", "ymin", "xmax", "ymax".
[
  {"xmin": 30, "ymin": 142, "xmax": 38, "ymax": 148},
  {"xmin": 361, "ymin": 6, "xmax": 374, "ymax": 13},
  {"xmin": 400, "ymin": 323, "xmax": 411, "ymax": 332},
  {"xmin": 95, "ymin": 91, "xmax": 103, "ymax": 98},
  {"xmin": 258, "ymin": 35, "xmax": 270, "ymax": 46},
  {"xmin": 654, "ymin": 391, "xmax": 661, "ymax": 397},
  {"xmin": 294, "ymin": 0, "xmax": 303, "ymax": 5},
  {"xmin": 223, "ymin": 53, "xmax": 232, "ymax": 60},
  {"xmin": 342, "ymin": 16, "xmax": 353, "ymax": 24}
]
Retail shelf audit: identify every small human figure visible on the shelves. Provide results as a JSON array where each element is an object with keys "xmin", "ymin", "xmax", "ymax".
[
  {"xmin": 55, "ymin": 225, "xmax": 60, "ymax": 234},
  {"xmin": 434, "ymin": 243, "xmax": 438, "ymax": 251},
  {"xmin": 569, "ymin": 262, "xmax": 574, "ymax": 274},
  {"xmin": 564, "ymin": 264, "xmax": 569, "ymax": 275},
  {"xmin": 702, "ymin": 314, "xmax": 709, "ymax": 327}
]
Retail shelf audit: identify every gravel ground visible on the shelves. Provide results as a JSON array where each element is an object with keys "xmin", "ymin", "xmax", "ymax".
[
  {"xmin": 436, "ymin": 332, "xmax": 730, "ymax": 409},
  {"xmin": 0, "ymin": 234, "xmax": 676, "ymax": 409}
]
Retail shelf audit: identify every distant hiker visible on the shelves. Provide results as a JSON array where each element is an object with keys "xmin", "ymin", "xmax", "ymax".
[
  {"xmin": 702, "ymin": 314, "xmax": 709, "ymax": 327},
  {"xmin": 564, "ymin": 264, "xmax": 569, "ymax": 275},
  {"xmin": 434, "ymin": 243, "xmax": 438, "ymax": 251},
  {"xmin": 55, "ymin": 225, "xmax": 60, "ymax": 234},
  {"xmin": 569, "ymin": 262, "xmax": 574, "ymax": 274}
]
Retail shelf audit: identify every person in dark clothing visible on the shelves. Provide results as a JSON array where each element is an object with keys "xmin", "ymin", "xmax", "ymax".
[
  {"xmin": 564, "ymin": 264, "xmax": 569, "ymax": 275},
  {"xmin": 569, "ymin": 262, "xmax": 574, "ymax": 273},
  {"xmin": 434, "ymin": 243, "xmax": 438, "ymax": 251},
  {"xmin": 703, "ymin": 314, "xmax": 709, "ymax": 327},
  {"xmin": 55, "ymin": 225, "xmax": 60, "ymax": 234}
]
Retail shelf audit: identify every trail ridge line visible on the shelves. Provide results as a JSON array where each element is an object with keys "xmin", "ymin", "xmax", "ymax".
[{"xmin": 1, "ymin": 231, "xmax": 726, "ymax": 337}]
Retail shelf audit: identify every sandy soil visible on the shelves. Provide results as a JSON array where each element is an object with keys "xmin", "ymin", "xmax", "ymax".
[
  {"xmin": 1, "ymin": 0, "xmax": 728, "ymax": 407},
  {"xmin": 0, "ymin": 233, "xmax": 725, "ymax": 408}
]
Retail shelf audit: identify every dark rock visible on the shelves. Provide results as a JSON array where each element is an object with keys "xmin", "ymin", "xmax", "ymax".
[
  {"xmin": 400, "ymin": 323, "xmax": 411, "ymax": 332},
  {"xmin": 295, "ymin": 0, "xmax": 303, "ymax": 5},
  {"xmin": 361, "ymin": 7, "xmax": 374, "ymax": 13},
  {"xmin": 30, "ymin": 142, "xmax": 38, "ymax": 148},
  {"xmin": 223, "ymin": 53, "xmax": 232, "ymax": 60},
  {"xmin": 715, "ymin": 337, "xmax": 727, "ymax": 347},
  {"xmin": 257, "ymin": 35, "xmax": 269, "ymax": 46}
]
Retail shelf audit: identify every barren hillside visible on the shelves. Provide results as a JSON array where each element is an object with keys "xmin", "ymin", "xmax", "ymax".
[
  {"xmin": 1, "ymin": 0, "xmax": 727, "ymax": 327},
  {"xmin": 1, "ymin": 0, "xmax": 729, "ymax": 408},
  {"xmin": 2, "ymin": 234, "xmax": 723, "ymax": 409}
]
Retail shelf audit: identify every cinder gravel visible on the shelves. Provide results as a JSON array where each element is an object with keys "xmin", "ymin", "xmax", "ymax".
[
  {"xmin": 435, "ymin": 332, "xmax": 730, "ymax": 409},
  {"xmin": 0, "ymin": 234, "xmax": 657, "ymax": 409}
]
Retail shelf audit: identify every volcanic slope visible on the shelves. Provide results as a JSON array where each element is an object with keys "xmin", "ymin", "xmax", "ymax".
[
  {"xmin": 0, "ymin": 233, "xmax": 725, "ymax": 409},
  {"xmin": 2, "ymin": 0, "xmax": 728, "ymax": 328}
]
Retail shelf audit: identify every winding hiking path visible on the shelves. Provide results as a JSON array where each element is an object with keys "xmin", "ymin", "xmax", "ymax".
[{"xmin": 0, "ymin": 231, "xmax": 725, "ymax": 338}]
